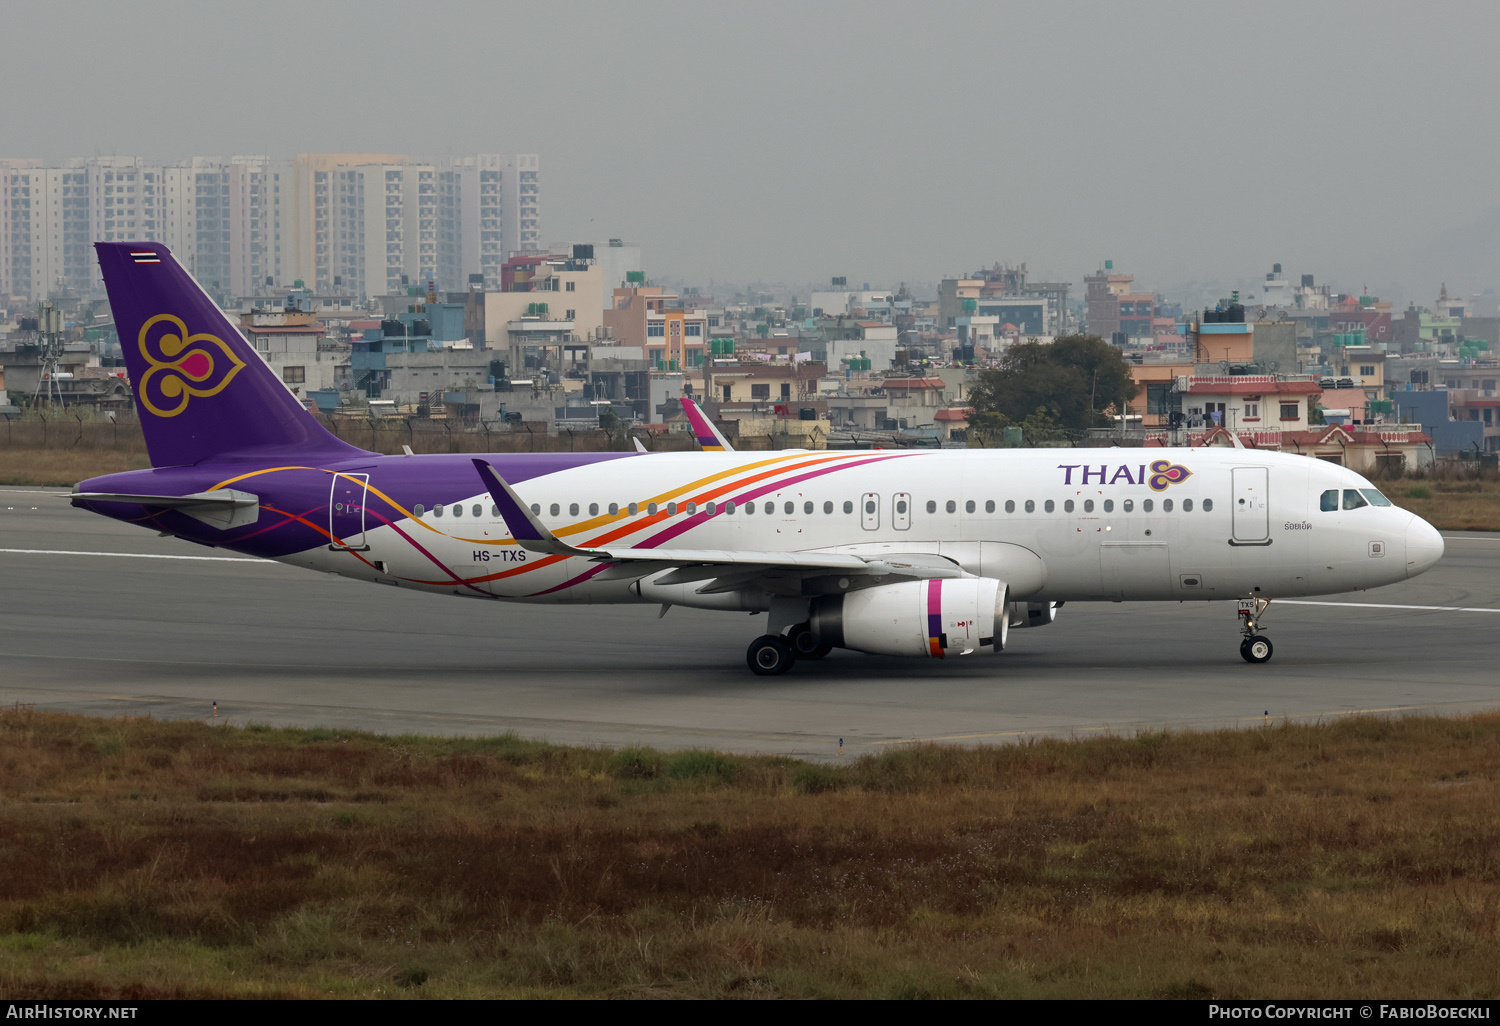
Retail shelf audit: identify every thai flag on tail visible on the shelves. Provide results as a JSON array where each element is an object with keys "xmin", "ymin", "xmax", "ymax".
[{"xmin": 129, "ymin": 250, "xmax": 161, "ymax": 264}]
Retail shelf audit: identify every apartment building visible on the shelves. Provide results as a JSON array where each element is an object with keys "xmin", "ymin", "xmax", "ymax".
[{"xmin": 2, "ymin": 152, "xmax": 541, "ymax": 303}]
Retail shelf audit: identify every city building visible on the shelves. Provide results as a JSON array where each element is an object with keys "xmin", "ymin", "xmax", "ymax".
[
  {"xmin": 2, "ymin": 152, "xmax": 542, "ymax": 303},
  {"xmin": 604, "ymin": 285, "xmax": 710, "ymax": 368},
  {"xmin": 938, "ymin": 263, "xmax": 1069, "ymax": 336},
  {"xmin": 1083, "ymin": 261, "xmax": 1166, "ymax": 342}
]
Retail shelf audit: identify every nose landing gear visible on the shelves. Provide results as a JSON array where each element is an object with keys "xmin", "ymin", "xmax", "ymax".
[{"xmin": 1238, "ymin": 596, "xmax": 1274, "ymax": 663}]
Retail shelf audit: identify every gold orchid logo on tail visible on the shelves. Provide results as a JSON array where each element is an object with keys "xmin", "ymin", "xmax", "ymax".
[{"xmin": 137, "ymin": 313, "xmax": 246, "ymax": 417}]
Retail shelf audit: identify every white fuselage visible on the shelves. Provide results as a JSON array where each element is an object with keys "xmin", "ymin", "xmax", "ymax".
[{"xmin": 279, "ymin": 447, "xmax": 1443, "ymax": 608}]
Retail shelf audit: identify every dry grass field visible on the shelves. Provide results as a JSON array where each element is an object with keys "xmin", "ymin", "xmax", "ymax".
[
  {"xmin": 1382, "ymin": 477, "xmax": 1500, "ymax": 532},
  {"xmin": 0, "ymin": 449, "xmax": 151, "ymax": 487},
  {"xmin": 1, "ymin": 709, "xmax": 1498, "ymax": 999}
]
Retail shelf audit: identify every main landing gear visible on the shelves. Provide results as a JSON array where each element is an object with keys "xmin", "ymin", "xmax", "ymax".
[
  {"xmin": 746, "ymin": 622, "xmax": 831, "ymax": 676},
  {"xmin": 1238, "ymin": 596, "xmax": 1274, "ymax": 663}
]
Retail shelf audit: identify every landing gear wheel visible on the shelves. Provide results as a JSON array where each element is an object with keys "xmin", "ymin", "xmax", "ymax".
[
  {"xmin": 787, "ymin": 623, "xmax": 833, "ymax": 660},
  {"xmin": 747, "ymin": 634, "xmax": 796, "ymax": 676},
  {"xmin": 1240, "ymin": 635, "xmax": 1273, "ymax": 663}
]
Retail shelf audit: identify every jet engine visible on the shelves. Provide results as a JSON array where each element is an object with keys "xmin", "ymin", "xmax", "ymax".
[
  {"xmin": 808, "ymin": 578, "xmax": 1009, "ymax": 658},
  {"xmin": 1008, "ymin": 601, "xmax": 1060, "ymax": 629}
]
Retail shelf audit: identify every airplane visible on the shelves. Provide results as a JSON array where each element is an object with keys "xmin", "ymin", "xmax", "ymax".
[{"xmin": 70, "ymin": 242, "xmax": 1445, "ymax": 675}]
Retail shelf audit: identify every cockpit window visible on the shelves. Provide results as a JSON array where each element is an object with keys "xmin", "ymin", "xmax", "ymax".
[
  {"xmin": 1359, "ymin": 488, "xmax": 1392, "ymax": 507},
  {"xmin": 1342, "ymin": 489, "xmax": 1369, "ymax": 510},
  {"xmin": 1320, "ymin": 489, "xmax": 1338, "ymax": 512}
]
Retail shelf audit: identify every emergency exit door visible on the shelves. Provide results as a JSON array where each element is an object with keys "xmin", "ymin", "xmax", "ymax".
[
  {"xmin": 1231, "ymin": 467, "xmax": 1270, "ymax": 543},
  {"xmin": 861, "ymin": 492, "xmax": 879, "ymax": 531}
]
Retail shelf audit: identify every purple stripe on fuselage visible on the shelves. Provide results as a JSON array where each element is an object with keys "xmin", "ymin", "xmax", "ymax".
[{"xmin": 77, "ymin": 451, "xmax": 642, "ymax": 559}]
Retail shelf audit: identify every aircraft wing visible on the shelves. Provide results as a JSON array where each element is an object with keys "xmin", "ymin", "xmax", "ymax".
[
  {"xmin": 680, "ymin": 395, "xmax": 735, "ymax": 452},
  {"xmin": 471, "ymin": 459, "xmax": 962, "ymax": 585}
]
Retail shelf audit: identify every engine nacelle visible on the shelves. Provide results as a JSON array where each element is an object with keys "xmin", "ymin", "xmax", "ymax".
[
  {"xmin": 808, "ymin": 578, "xmax": 1009, "ymax": 658},
  {"xmin": 1008, "ymin": 600, "xmax": 1059, "ymax": 628}
]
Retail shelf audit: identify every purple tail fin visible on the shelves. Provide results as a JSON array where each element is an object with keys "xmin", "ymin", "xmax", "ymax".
[{"xmin": 96, "ymin": 241, "xmax": 370, "ymax": 466}]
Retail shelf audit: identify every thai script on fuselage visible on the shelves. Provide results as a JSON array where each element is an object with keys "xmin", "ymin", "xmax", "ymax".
[{"xmin": 1057, "ymin": 460, "xmax": 1193, "ymax": 492}]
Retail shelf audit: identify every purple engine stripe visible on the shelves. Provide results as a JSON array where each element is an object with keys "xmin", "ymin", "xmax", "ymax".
[{"xmin": 927, "ymin": 578, "xmax": 943, "ymax": 638}]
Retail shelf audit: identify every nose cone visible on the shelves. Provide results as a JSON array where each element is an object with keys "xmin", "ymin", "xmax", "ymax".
[{"xmin": 1406, "ymin": 517, "xmax": 1444, "ymax": 578}]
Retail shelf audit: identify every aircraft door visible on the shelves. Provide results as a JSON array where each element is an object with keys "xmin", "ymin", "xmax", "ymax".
[
  {"xmin": 892, "ymin": 492, "xmax": 911, "ymax": 530},
  {"xmin": 329, "ymin": 472, "xmax": 371, "ymax": 551},
  {"xmin": 861, "ymin": 492, "xmax": 879, "ymax": 531},
  {"xmin": 1232, "ymin": 467, "xmax": 1270, "ymax": 543}
]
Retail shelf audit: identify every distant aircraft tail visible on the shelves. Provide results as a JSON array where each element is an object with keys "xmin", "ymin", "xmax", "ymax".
[
  {"xmin": 680, "ymin": 394, "xmax": 734, "ymax": 452},
  {"xmin": 95, "ymin": 241, "xmax": 370, "ymax": 467}
]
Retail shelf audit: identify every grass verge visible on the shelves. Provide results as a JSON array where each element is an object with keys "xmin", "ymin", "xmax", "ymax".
[
  {"xmin": 0, "ymin": 450, "xmax": 151, "ymax": 487},
  {"xmin": 1, "ymin": 709, "xmax": 1499, "ymax": 998}
]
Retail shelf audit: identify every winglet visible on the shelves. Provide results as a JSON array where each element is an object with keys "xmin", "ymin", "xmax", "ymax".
[
  {"xmin": 471, "ymin": 459, "xmax": 595, "ymax": 557},
  {"xmin": 680, "ymin": 395, "xmax": 734, "ymax": 452}
]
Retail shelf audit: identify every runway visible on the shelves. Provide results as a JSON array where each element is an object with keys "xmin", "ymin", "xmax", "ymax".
[{"xmin": 2, "ymin": 485, "xmax": 1497, "ymax": 760}]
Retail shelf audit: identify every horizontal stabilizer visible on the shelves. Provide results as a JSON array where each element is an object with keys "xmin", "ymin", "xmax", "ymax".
[{"xmin": 69, "ymin": 488, "xmax": 260, "ymax": 530}]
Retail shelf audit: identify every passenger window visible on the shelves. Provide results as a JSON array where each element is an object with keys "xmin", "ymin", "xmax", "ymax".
[
  {"xmin": 434, "ymin": 504, "xmax": 444, "ymax": 518},
  {"xmin": 629, "ymin": 502, "xmax": 639, "ymax": 515},
  {"xmin": 1343, "ymin": 489, "xmax": 1368, "ymax": 510},
  {"xmin": 745, "ymin": 502, "xmax": 755, "ymax": 515},
  {"xmin": 1044, "ymin": 500, "xmax": 1054, "ymax": 513},
  {"xmin": 1143, "ymin": 499, "xmax": 1154, "ymax": 512},
  {"xmin": 896, "ymin": 499, "xmax": 907, "ymax": 514},
  {"xmin": 1123, "ymin": 499, "xmax": 1132, "ymax": 512},
  {"xmin": 1183, "ymin": 498, "xmax": 1193, "ymax": 512},
  {"xmin": 843, "ymin": 500, "xmax": 853, "ymax": 514},
  {"xmin": 474, "ymin": 504, "xmax": 483, "ymax": 518},
  {"xmin": 804, "ymin": 501, "xmax": 814, "ymax": 514},
  {"xmin": 926, "ymin": 499, "xmax": 937, "ymax": 513},
  {"xmin": 1359, "ymin": 489, "xmax": 1392, "ymax": 507},
  {"xmin": 946, "ymin": 500, "xmax": 957, "ymax": 513},
  {"xmin": 1203, "ymin": 498, "xmax": 1213, "ymax": 512},
  {"xmin": 456, "ymin": 505, "xmax": 467, "ymax": 517},
  {"xmin": 589, "ymin": 503, "xmax": 599, "ymax": 516},
  {"xmin": 785, "ymin": 501, "xmax": 795, "ymax": 515},
  {"xmin": 965, "ymin": 500, "xmax": 976, "ymax": 513},
  {"xmin": 1320, "ymin": 489, "xmax": 1339, "ymax": 512},
  {"xmin": 1006, "ymin": 500, "xmax": 1016, "ymax": 513},
  {"xmin": 667, "ymin": 502, "xmax": 677, "ymax": 515},
  {"xmin": 725, "ymin": 501, "xmax": 736, "ymax": 513},
  {"xmin": 1163, "ymin": 499, "xmax": 1173, "ymax": 512},
  {"xmin": 492, "ymin": 504, "xmax": 500, "ymax": 517},
  {"xmin": 985, "ymin": 500, "xmax": 995, "ymax": 513},
  {"xmin": 706, "ymin": 501, "xmax": 716, "ymax": 515},
  {"xmin": 686, "ymin": 502, "xmax": 697, "ymax": 515},
  {"xmin": 865, "ymin": 499, "xmax": 876, "ymax": 514},
  {"xmin": 1023, "ymin": 500, "xmax": 1033, "ymax": 513},
  {"xmin": 1084, "ymin": 499, "xmax": 1094, "ymax": 513},
  {"xmin": 550, "ymin": 503, "xmax": 560, "ymax": 517},
  {"xmin": 414, "ymin": 504, "xmax": 425, "ymax": 517},
  {"xmin": 823, "ymin": 501, "xmax": 833, "ymax": 514},
  {"xmin": 1102, "ymin": 499, "xmax": 1112, "ymax": 512},
  {"xmin": 1064, "ymin": 499, "xmax": 1075, "ymax": 513},
  {"xmin": 568, "ymin": 503, "xmax": 579, "ymax": 517},
  {"xmin": 647, "ymin": 502, "xmax": 658, "ymax": 515},
  {"xmin": 608, "ymin": 503, "xmax": 619, "ymax": 516}
]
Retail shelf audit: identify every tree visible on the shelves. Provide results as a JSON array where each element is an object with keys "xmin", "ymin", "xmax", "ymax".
[{"xmin": 968, "ymin": 334, "xmax": 1138, "ymax": 433}]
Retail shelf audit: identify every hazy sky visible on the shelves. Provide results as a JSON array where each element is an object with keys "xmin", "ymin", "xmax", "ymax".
[{"xmin": 6, "ymin": 0, "xmax": 1499, "ymax": 303}]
